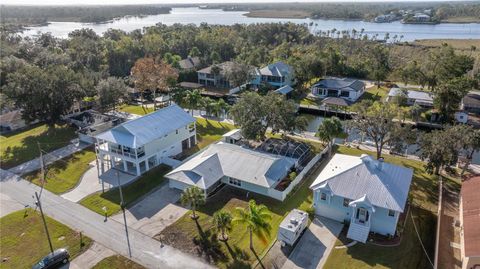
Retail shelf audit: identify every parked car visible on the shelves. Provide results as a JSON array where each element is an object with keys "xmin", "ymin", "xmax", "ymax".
[{"xmin": 32, "ymin": 249, "xmax": 70, "ymax": 269}]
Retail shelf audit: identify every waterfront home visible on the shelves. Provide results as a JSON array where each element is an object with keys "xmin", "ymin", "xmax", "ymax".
[
  {"xmin": 310, "ymin": 77, "xmax": 365, "ymax": 102},
  {"xmin": 197, "ymin": 61, "xmax": 236, "ymax": 89},
  {"xmin": 95, "ymin": 105, "xmax": 196, "ymax": 176},
  {"xmin": 460, "ymin": 176, "xmax": 480, "ymax": 269},
  {"xmin": 310, "ymin": 154, "xmax": 413, "ymax": 243},
  {"xmin": 166, "ymin": 142, "xmax": 296, "ymax": 198},
  {"xmin": 386, "ymin": 88, "xmax": 434, "ymax": 107},
  {"xmin": 178, "ymin": 56, "xmax": 201, "ymax": 71},
  {"xmin": 461, "ymin": 92, "xmax": 480, "ymax": 114},
  {"xmin": 253, "ymin": 61, "xmax": 295, "ymax": 88}
]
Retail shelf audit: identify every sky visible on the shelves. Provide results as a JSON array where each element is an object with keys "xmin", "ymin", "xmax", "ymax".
[{"xmin": 1, "ymin": 0, "xmax": 464, "ymax": 6}]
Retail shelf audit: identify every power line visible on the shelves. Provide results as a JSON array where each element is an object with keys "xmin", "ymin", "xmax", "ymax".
[{"xmin": 410, "ymin": 209, "xmax": 434, "ymax": 268}]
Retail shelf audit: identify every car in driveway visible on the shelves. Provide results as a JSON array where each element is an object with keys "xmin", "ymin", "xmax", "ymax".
[{"xmin": 32, "ymin": 249, "xmax": 70, "ymax": 269}]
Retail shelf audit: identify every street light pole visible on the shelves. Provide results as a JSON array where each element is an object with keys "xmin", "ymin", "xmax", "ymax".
[
  {"xmin": 35, "ymin": 191, "xmax": 54, "ymax": 253},
  {"xmin": 116, "ymin": 171, "xmax": 131, "ymax": 258}
]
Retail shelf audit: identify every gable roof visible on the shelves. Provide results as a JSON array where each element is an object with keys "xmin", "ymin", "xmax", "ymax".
[
  {"xmin": 461, "ymin": 176, "xmax": 480, "ymax": 257},
  {"xmin": 388, "ymin": 88, "xmax": 433, "ymax": 102},
  {"xmin": 312, "ymin": 77, "xmax": 365, "ymax": 92},
  {"xmin": 463, "ymin": 92, "xmax": 480, "ymax": 109},
  {"xmin": 179, "ymin": 57, "xmax": 201, "ymax": 70},
  {"xmin": 258, "ymin": 61, "xmax": 293, "ymax": 77},
  {"xmin": 310, "ymin": 154, "xmax": 413, "ymax": 212},
  {"xmin": 197, "ymin": 61, "xmax": 235, "ymax": 75},
  {"xmin": 166, "ymin": 142, "xmax": 296, "ymax": 189},
  {"xmin": 95, "ymin": 105, "xmax": 194, "ymax": 148},
  {"xmin": 274, "ymin": 85, "xmax": 294, "ymax": 95}
]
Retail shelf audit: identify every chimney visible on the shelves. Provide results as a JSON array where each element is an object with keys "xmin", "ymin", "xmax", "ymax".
[{"xmin": 377, "ymin": 158, "xmax": 384, "ymax": 170}]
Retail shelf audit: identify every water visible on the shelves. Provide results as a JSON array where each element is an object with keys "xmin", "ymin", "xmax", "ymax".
[{"xmin": 21, "ymin": 7, "xmax": 480, "ymax": 41}]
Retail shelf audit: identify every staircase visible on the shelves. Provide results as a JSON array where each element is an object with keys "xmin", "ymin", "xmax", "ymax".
[{"xmin": 347, "ymin": 221, "xmax": 370, "ymax": 243}]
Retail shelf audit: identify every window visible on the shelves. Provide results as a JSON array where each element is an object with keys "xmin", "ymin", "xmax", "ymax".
[
  {"xmin": 320, "ymin": 192, "xmax": 327, "ymax": 201},
  {"xmin": 176, "ymin": 129, "xmax": 178, "ymax": 134},
  {"xmin": 388, "ymin": 210, "xmax": 395, "ymax": 217},
  {"xmin": 229, "ymin": 178, "xmax": 241, "ymax": 187},
  {"xmin": 340, "ymin": 91, "xmax": 350, "ymax": 97},
  {"xmin": 343, "ymin": 198, "xmax": 350, "ymax": 207}
]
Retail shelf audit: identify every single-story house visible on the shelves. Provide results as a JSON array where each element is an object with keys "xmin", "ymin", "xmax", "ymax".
[
  {"xmin": 166, "ymin": 142, "xmax": 296, "ymax": 198},
  {"xmin": 274, "ymin": 85, "xmax": 294, "ymax": 97},
  {"xmin": 460, "ymin": 176, "xmax": 480, "ymax": 269},
  {"xmin": 222, "ymin": 129, "xmax": 243, "ymax": 144},
  {"xmin": 253, "ymin": 61, "xmax": 295, "ymax": 88},
  {"xmin": 310, "ymin": 77, "xmax": 365, "ymax": 102},
  {"xmin": 462, "ymin": 92, "xmax": 480, "ymax": 115},
  {"xmin": 386, "ymin": 88, "xmax": 434, "ymax": 107},
  {"xmin": 178, "ymin": 56, "xmax": 201, "ymax": 71},
  {"xmin": 95, "ymin": 105, "xmax": 196, "ymax": 176},
  {"xmin": 0, "ymin": 110, "xmax": 28, "ymax": 132},
  {"xmin": 310, "ymin": 154, "xmax": 413, "ymax": 243}
]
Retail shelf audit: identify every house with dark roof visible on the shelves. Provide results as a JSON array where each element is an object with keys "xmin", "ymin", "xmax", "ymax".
[
  {"xmin": 95, "ymin": 105, "xmax": 196, "ymax": 176},
  {"xmin": 460, "ymin": 176, "xmax": 480, "ymax": 269},
  {"xmin": 310, "ymin": 154, "xmax": 413, "ymax": 243},
  {"xmin": 461, "ymin": 92, "xmax": 480, "ymax": 114},
  {"xmin": 178, "ymin": 56, "xmax": 201, "ymax": 71},
  {"xmin": 310, "ymin": 77, "xmax": 365, "ymax": 102},
  {"xmin": 197, "ymin": 61, "xmax": 236, "ymax": 89}
]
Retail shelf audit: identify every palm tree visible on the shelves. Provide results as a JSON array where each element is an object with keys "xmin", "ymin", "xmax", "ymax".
[
  {"xmin": 317, "ymin": 116, "xmax": 344, "ymax": 156},
  {"xmin": 183, "ymin": 90, "xmax": 202, "ymax": 116},
  {"xmin": 212, "ymin": 210, "xmax": 233, "ymax": 241},
  {"xmin": 233, "ymin": 200, "xmax": 272, "ymax": 251},
  {"xmin": 180, "ymin": 186, "xmax": 206, "ymax": 220}
]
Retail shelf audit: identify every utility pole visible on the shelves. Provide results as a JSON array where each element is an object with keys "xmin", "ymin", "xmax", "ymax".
[
  {"xmin": 117, "ymin": 171, "xmax": 131, "ymax": 257},
  {"xmin": 35, "ymin": 191, "xmax": 54, "ymax": 253}
]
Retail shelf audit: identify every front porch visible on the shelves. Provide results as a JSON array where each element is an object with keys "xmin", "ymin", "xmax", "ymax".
[{"xmin": 346, "ymin": 196, "xmax": 374, "ymax": 243}]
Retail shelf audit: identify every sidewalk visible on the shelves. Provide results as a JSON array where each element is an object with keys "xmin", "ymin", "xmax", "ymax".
[
  {"xmin": 8, "ymin": 140, "xmax": 91, "ymax": 175},
  {"xmin": 60, "ymin": 242, "xmax": 115, "ymax": 269}
]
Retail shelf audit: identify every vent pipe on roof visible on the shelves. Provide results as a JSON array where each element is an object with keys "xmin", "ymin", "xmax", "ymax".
[{"xmin": 377, "ymin": 158, "xmax": 384, "ymax": 171}]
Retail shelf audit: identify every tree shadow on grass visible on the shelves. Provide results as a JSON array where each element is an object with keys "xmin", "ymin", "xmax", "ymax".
[
  {"xmin": 193, "ymin": 218, "xmax": 228, "ymax": 264},
  {"xmin": 224, "ymin": 241, "xmax": 251, "ymax": 269}
]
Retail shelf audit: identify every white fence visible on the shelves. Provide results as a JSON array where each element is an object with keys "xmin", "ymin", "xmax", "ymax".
[{"xmin": 268, "ymin": 146, "xmax": 329, "ymax": 201}]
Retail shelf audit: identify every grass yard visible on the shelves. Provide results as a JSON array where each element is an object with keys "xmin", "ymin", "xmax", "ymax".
[
  {"xmin": 358, "ymin": 86, "xmax": 390, "ymax": 103},
  {"xmin": 0, "ymin": 124, "xmax": 76, "ymax": 169},
  {"xmin": 24, "ymin": 149, "xmax": 96, "ymax": 194},
  {"xmin": 157, "ymin": 154, "xmax": 326, "ymax": 268},
  {"xmin": 299, "ymin": 96, "xmax": 321, "ymax": 107},
  {"xmin": 92, "ymin": 255, "xmax": 145, "ymax": 269},
  {"xmin": 79, "ymin": 165, "xmax": 171, "ymax": 215},
  {"xmin": 0, "ymin": 209, "xmax": 92, "ymax": 269},
  {"xmin": 182, "ymin": 118, "xmax": 236, "ymax": 158},
  {"xmin": 323, "ymin": 145, "xmax": 452, "ymax": 269},
  {"xmin": 118, "ymin": 104, "xmax": 154, "ymax": 116}
]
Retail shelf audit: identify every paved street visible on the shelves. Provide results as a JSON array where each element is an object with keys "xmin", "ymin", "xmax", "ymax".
[
  {"xmin": 282, "ymin": 217, "xmax": 343, "ymax": 269},
  {"xmin": 8, "ymin": 140, "xmax": 91, "ymax": 175},
  {"xmin": 0, "ymin": 169, "xmax": 214, "ymax": 269},
  {"xmin": 0, "ymin": 192, "xmax": 24, "ymax": 217}
]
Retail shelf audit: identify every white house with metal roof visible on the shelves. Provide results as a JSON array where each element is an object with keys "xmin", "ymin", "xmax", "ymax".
[
  {"xmin": 310, "ymin": 154, "xmax": 413, "ymax": 243},
  {"xmin": 95, "ymin": 105, "xmax": 196, "ymax": 176},
  {"xmin": 310, "ymin": 77, "xmax": 365, "ymax": 102},
  {"xmin": 386, "ymin": 88, "xmax": 434, "ymax": 107},
  {"xmin": 166, "ymin": 142, "xmax": 296, "ymax": 198},
  {"xmin": 253, "ymin": 61, "xmax": 295, "ymax": 88}
]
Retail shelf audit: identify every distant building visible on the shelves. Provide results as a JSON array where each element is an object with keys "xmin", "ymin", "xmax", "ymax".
[
  {"xmin": 413, "ymin": 13, "xmax": 431, "ymax": 22},
  {"xmin": 460, "ymin": 176, "xmax": 480, "ymax": 269},
  {"xmin": 310, "ymin": 154, "xmax": 413, "ymax": 243},
  {"xmin": 95, "ymin": 105, "xmax": 196, "ymax": 176},
  {"xmin": 310, "ymin": 77, "xmax": 365, "ymax": 102},
  {"xmin": 253, "ymin": 61, "xmax": 295, "ymax": 88},
  {"xmin": 0, "ymin": 110, "xmax": 28, "ymax": 132},
  {"xmin": 178, "ymin": 56, "xmax": 201, "ymax": 71},
  {"xmin": 461, "ymin": 92, "xmax": 480, "ymax": 114},
  {"xmin": 386, "ymin": 88, "xmax": 434, "ymax": 107}
]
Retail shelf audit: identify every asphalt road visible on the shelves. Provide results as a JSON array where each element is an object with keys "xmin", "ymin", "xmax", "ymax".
[{"xmin": 0, "ymin": 169, "xmax": 213, "ymax": 269}]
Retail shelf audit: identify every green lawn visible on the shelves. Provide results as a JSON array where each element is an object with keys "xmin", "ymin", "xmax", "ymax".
[
  {"xmin": 323, "ymin": 146, "xmax": 450, "ymax": 269},
  {"xmin": 300, "ymin": 96, "xmax": 321, "ymax": 107},
  {"xmin": 92, "ymin": 255, "xmax": 145, "ymax": 269},
  {"xmin": 118, "ymin": 105, "xmax": 154, "ymax": 116},
  {"xmin": 24, "ymin": 149, "xmax": 96, "ymax": 194},
  {"xmin": 79, "ymin": 165, "xmax": 171, "ymax": 215},
  {"xmin": 0, "ymin": 209, "xmax": 92, "ymax": 269},
  {"xmin": 358, "ymin": 86, "xmax": 390, "ymax": 103},
  {"xmin": 0, "ymin": 124, "xmax": 76, "ymax": 169},
  {"xmin": 158, "ymin": 153, "xmax": 325, "ymax": 268}
]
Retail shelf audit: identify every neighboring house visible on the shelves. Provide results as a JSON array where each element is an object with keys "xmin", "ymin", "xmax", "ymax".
[
  {"xmin": 197, "ymin": 61, "xmax": 236, "ymax": 89},
  {"xmin": 95, "ymin": 105, "xmax": 196, "ymax": 176},
  {"xmin": 310, "ymin": 77, "xmax": 365, "ymax": 102},
  {"xmin": 460, "ymin": 176, "xmax": 480, "ymax": 269},
  {"xmin": 274, "ymin": 85, "xmax": 294, "ymax": 97},
  {"xmin": 0, "ymin": 110, "xmax": 27, "ymax": 132},
  {"xmin": 310, "ymin": 154, "xmax": 413, "ymax": 243},
  {"xmin": 461, "ymin": 92, "xmax": 480, "ymax": 114},
  {"xmin": 386, "ymin": 88, "xmax": 434, "ymax": 107},
  {"xmin": 413, "ymin": 13, "xmax": 430, "ymax": 22},
  {"xmin": 166, "ymin": 142, "xmax": 296, "ymax": 198},
  {"xmin": 253, "ymin": 61, "xmax": 295, "ymax": 88},
  {"xmin": 178, "ymin": 56, "xmax": 201, "ymax": 71}
]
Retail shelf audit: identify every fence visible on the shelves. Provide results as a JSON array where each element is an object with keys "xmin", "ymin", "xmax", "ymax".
[{"xmin": 268, "ymin": 146, "xmax": 329, "ymax": 201}]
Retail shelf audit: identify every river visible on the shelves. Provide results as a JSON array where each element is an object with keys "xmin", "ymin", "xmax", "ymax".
[{"xmin": 21, "ymin": 7, "xmax": 480, "ymax": 41}]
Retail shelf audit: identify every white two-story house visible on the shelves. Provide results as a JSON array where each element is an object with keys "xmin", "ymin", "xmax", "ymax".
[{"xmin": 95, "ymin": 105, "xmax": 196, "ymax": 176}]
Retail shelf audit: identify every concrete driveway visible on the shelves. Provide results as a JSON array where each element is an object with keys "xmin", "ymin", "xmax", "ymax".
[
  {"xmin": 60, "ymin": 242, "xmax": 115, "ymax": 269},
  {"xmin": 282, "ymin": 216, "xmax": 343, "ymax": 269},
  {"xmin": 111, "ymin": 183, "xmax": 187, "ymax": 236}
]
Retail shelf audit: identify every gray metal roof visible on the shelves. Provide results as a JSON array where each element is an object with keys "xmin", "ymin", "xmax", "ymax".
[
  {"xmin": 274, "ymin": 85, "xmax": 294, "ymax": 95},
  {"xmin": 388, "ymin": 88, "xmax": 433, "ymax": 103},
  {"xmin": 166, "ymin": 142, "xmax": 296, "ymax": 189},
  {"xmin": 310, "ymin": 154, "xmax": 413, "ymax": 212},
  {"xmin": 312, "ymin": 77, "xmax": 365, "ymax": 92},
  {"xmin": 258, "ymin": 61, "xmax": 293, "ymax": 77},
  {"xmin": 95, "ymin": 105, "xmax": 195, "ymax": 148}
]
